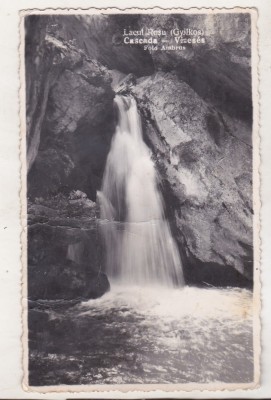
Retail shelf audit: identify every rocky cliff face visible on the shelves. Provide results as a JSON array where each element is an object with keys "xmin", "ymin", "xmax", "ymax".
[
  {"xmin": 26, "ymin": 16, "xmax": 115, "ymax": 200},
  {"xmin": 25, "ymin": 16, "xmax": 115, "ymax": 300},
  {"xmin": 132, "ymin": 13, "xmax": 252, "ymax": 286},
  {"xmin": 133, "ymin": 72, "xmax": 252, "ymax": 286},
  {"xmin": 26, "ymin": 13, "xmax": 253, "ymax": 297}
]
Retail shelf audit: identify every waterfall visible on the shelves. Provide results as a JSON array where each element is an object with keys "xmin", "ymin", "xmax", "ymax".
[{"xmin": 98, "ymin": 95, "xmax": 184, "ymax": 287}]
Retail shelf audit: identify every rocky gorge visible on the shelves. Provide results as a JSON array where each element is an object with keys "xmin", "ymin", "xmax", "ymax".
[{"xmin": 26, "ymin": 13, "xmax": 253, "ymax": 304}]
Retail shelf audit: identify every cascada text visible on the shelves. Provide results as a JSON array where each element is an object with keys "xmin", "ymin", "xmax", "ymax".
[{"xmin": 124, "ymin": 37, "xmax": 158, "ymax": 44}]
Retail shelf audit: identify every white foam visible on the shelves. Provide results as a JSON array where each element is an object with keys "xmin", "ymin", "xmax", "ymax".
[{"xmin": 82, "ymin": 285, "xmax": 252, "ymax": 322}]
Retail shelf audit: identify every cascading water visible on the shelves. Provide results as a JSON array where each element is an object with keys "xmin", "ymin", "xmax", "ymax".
[
  {"xmin": 32, "ymin": 95, "xmax": 253, "ymax": 386},
  {"xmin": 98, "ymin": 95, "xmax": 184, "ymax": 287}
]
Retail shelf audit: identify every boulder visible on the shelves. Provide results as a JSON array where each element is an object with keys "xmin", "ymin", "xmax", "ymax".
[
  {"xmin": 27, "ymin": 198, "xmax": 109, "ymax": 301},
  {"xmin": 28, "ymin": 260, "xmax": 110, "ymax": 301},
  {"xmin": 133, "ymin": 72, "xmax": 253, "ymax": 285}
]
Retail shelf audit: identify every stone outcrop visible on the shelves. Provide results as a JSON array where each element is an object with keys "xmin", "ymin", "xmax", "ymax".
[
  {"xmin": 28, "ymin": 194, "xmax": 110, "ymax": 301},
  {"xmin": 26, "ymin": 16, "xmax": 115, "ymax": 200},
  {"xmin": 133, "ymin": 72, "xmax": 252, "ymax": 286}
]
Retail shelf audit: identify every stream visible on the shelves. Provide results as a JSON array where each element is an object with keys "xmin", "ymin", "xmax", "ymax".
[{"xmin": 29, "ymin": 285, "xmax": 253, "ymax": 386}]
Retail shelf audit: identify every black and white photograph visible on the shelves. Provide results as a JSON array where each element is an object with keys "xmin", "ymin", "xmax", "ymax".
[{"xmin": 22, "ymin": 9, "xmax": 259, "ymax": 390}]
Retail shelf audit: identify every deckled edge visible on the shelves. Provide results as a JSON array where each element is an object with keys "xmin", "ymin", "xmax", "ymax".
[
  {"xmin": 251, "ymin": 2, "xmax": 261, "ymax": 392},
  {"xmin": 19, "ymin": 8, "xmax": 29, "ymax": 395},
  {"xmin": 18, "ymin": 6, "xmax": 261, "ymax": 394}
]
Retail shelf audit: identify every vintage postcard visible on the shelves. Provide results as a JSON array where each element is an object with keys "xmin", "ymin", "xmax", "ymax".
[{"xmin": 20, "ymin": 7, "xmax": 260, "ymax": 392}]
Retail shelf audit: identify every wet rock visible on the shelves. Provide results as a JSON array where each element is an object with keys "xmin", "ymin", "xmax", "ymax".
[
  {"xmin": 27, "ymin": 197, "xmax": 109, "ymax": 301},
  {"xmin": 28, "ymin": 260, "xmax": 110, "ymax": 301},
  {"xmin": 133, "ymin": 72, "xmax": 253, "ymax": 284},
  {"xmin": 69, "ymin": 190, "xmax": 87, "ymax": 200}
]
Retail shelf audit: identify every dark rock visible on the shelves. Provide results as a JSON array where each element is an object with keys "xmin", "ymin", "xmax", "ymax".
[
  {"xmin": 47, "ymin": 14, "xmax": 154, "ymax": 77},
  {"xmin": 27, "ymin": 197, "xmax": 109, "ymax": 301},
  {"xmin": 26, "ymin": 16, "xmax": 116, "ymax": 199},
  {"xmin": 28, "ymin": 260, "xmax": 110, "ymax": 301}
]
